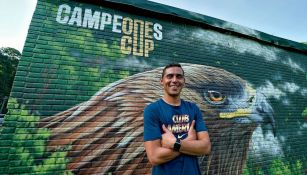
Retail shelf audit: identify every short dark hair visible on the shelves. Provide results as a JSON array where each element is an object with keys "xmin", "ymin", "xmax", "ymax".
[{"xmin": 161, "ymin": 63, "xmax": 184, "ymax": 78}]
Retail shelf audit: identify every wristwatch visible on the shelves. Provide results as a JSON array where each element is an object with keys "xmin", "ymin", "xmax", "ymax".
[{"xmin": 173, "ymin": 137, "xmax": 181, "ymax": 151}]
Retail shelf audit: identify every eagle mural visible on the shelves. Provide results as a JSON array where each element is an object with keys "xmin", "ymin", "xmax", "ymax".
[{"xmin": 39, "ymin": 63, "xmax": 275, "ymax": 175}]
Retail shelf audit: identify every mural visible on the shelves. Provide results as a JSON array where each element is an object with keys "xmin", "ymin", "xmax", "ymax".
[
  {"xmin": 0, "ymin": 0, "xmax": 306, "ymax": 175},
  {"xmin": 40, "ymin": 64, "xmax": 275, "ymax": 174}
]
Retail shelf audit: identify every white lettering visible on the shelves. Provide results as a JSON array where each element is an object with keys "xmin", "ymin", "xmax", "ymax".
[
  {"xmin": 56, "ymin": 4, "xmax": 71, "ymax": 24},
  {"xmin": 68, "ymin": 7, "xmax": 82, "ymax": 26},
  {"xmin": 82, "ymin": 9, "xmax": 101, "ymax": 29},
  {"xmin": 153, "ymin": 23, "xmax": 163, "ymax": 40},
  {"xmin": 55, "ymin": 3, "xmax": 164, "ymax": 57},
  {"xmin": 100, "ymin": 13, "xmax": 112, "ymax": 30},
  {"xmin": 112, "ymin": 15, "xmax": 123, "ymax": 33}
]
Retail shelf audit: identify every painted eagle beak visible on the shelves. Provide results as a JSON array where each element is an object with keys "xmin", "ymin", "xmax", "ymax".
[
  {"xmin": 219, "ymin": 87, "xmax": 276, "ymax": 136},
  {"xmin": 253, "ymin": 92, "xmax": 276, "ymax": 136}
]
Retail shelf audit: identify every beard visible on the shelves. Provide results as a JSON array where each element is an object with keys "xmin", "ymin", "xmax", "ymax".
[
  {"xmin": 169, "ymin": 93, "xmax": 180, "ymax": 97},
  {"xmin": 166, "ymin": 87, "xmax": 182, "ymax": 97}
]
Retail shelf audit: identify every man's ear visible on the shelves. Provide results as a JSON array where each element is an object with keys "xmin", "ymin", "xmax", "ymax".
[{"xmin": 160, "ymin": 78, "xmax": 163, "ymax": 85}]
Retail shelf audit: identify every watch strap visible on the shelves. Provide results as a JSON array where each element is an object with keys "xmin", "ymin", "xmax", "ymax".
[{"xmin": 173, "ymin": 137, "xmax": 181, "ymax": 151}]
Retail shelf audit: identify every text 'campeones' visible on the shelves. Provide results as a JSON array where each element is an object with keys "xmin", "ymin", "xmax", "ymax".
[{"xmin": 56, "ymin": 4, "xmax": 163, "ymax": 57}]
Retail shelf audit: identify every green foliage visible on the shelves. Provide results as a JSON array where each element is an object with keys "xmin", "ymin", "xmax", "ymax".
[
  {"xmin": 268, "ymin": 159, "xmax": 291, "ymax": 175},
  {"xmin": 0, "ymin": 47, "xmax": 20, "ymax": 98},
  {"xmin": 18, "ymin": 7, "xmax": 130, "ymax": 116},
  {"xmin": 0, "ymin": 47, "xmax": 21, "ymax": 59},
  {"xmin": 302, "ymin": 108, "xmax": 307, "ymax": 117},
  {"xmin": 0, "ymin": 98, "xmax": 72, "ymax": 174},
  {"xmin": 243, "ymin": 158, "xmax": 305, "ymax": 175},
  {"xmin": 243, "ymin": 166, "xmax": 264, "ymax": 175},
  {"xmin": 268, "ymin": 159, "xmax": 304, "ymax": 175}
]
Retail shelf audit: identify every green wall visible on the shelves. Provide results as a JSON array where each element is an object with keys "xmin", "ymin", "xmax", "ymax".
[{"xmin": 0, "ymin": 0, "xmax": 306, "ymax": 174}]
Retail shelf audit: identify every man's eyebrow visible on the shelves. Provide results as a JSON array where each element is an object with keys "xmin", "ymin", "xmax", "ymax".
[{"xmin": 165, "ymin": 73, "xmax": 184, "ymax": 76}]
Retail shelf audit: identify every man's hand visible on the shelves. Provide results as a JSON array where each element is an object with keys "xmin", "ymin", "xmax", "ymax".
[
  {"xmin": 184, "ymin": 120, "xmax": 197, "ymax": 141},
  {"xmin": 179, "ymin": 119, "xmax": 211, "ymax": 156},
  {"xmin": 161, "ymin": 124, "xmax": 176, "ymax": 149}
]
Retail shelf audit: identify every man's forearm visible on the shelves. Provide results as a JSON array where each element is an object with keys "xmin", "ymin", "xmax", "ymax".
[
  {"xmin": 145, "ymin": 140, "xmax": 180, "ymax": 166},
  {"xmin": 180, "ymin": 136, "xmax": 211, "ymax": 155},
  {"xmin": 151, "ymin": 147, "xmax": 180, "ymax": 165}
]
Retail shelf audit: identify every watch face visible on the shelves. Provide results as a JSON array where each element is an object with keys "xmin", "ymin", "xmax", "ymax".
[{"xmin": 173, "ymin": 139, "xmax": 181, "ymax": 151}]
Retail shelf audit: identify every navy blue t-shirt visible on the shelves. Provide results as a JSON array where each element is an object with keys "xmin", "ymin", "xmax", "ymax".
[{"xmin": 144, "ymin": 99, "xmax": 208, "ymax": 175}]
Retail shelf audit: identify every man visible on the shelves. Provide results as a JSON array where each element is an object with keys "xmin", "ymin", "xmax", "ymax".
[{"xmin": 144, "ymin": 63, "xmax": 211, "ymax": 175}]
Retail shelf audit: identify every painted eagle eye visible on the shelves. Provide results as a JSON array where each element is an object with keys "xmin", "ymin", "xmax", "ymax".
[{"xmin": 204, "ymin": 90, "xmax": 226, "ymax": 105}]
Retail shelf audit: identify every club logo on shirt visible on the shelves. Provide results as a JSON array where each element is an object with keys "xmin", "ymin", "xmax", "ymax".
[{"xmin": 167, "ymin": 114, "xmax": 190, "ymax": 134}]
